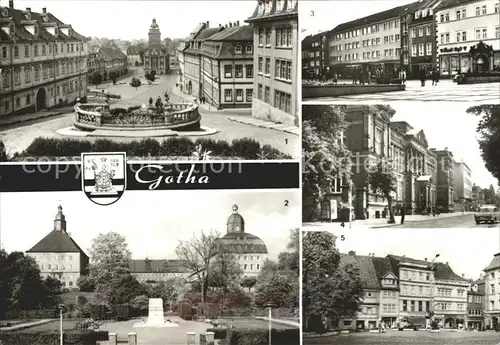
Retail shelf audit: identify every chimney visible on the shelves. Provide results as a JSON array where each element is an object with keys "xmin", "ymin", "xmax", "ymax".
[
  {"xmin": 446, "ymin": 261, "xmax": 448, "ymax": 265},
  {"xmin": 42, "ymin": 7, "xmax": 46, "ymax": 14},
  {"xmin": 206, "ymin": 21, "xmax": 209, "ymax": 27},
  {"xmin": 462, "ymin": 274, "xmax": 464, "ymax": 278},
  {"xmin": 424, "ymin": 258, "xmax": 427, "ymax": 261},
  {"xmin": 9, "ymin": 0, "xmax": 13, "ymax": 9},
  {"xmin": 26, "ymin": 7, "xmax": 30, "ymax": 12},
  {"xmin": 237, "ymin": 20, "xmax": 240, "ymax": 26},
  {"xmin": 348, "ymin": 250, "xmax": 355, "ymax": 257},
  {"xmin": 229, "ymin": 22, "xmax": 232, "ymax": 28},
  {"xmin": 224, "ymin": 24, "xmax": 227, "ymax": 28},
  {"xmin": 219, "ymin": 24, "xmax": 222, "ymax": 27}
]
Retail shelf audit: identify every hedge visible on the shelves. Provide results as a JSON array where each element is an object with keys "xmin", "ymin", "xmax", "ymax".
[
  {"xmin": 17, "ymin": 137, "xmax": 292, "ymax": 160},
  {"xmin": 4, "ymin": 309, "xmax": 59, "ymax": 319},
  {"xmin": 207, "ymin": 328, "xmax": 299, "ymax": 345},
  {"xmin": 0, "ymin": 330, "xmax": 108, "ymax": 345}
]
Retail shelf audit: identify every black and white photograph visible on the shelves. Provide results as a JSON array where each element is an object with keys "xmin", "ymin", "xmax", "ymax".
[
  {"xmin": 303, "ymin": 103, "xmax": 500, "ymax": 229},
  {"xmin": 0, "ymin": 0, "xmax": 299, "ymax": 161},
  {"xmin": 302, "ymin": 228, "xmax": 500, "ymax": 345},
  {"xmin": 301, "ymin": 0, "xmax": 500, "ymax": 102},
  {"xmin": 0, "ymin": 189, "xmax": 300, "ymax": 345}
]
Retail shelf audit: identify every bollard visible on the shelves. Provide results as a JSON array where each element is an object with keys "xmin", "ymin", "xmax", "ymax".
[
  {"xmin": 199, "ymin": 332, "xmax": 207, "ymax": 345},
  {"xmin": 206, "ymin": 331, "xmax": 215, "ymax": 345},
  {"xmin": 128, "ymin": 332, "xmax": 137, "ymax": 345},
  {"xmin": 109, "ymin": 332, "xmax": 117, "ymax": 345},
  {"xmin": 187, "ymin": 331, "xmax": 196, "ymax": 345}
]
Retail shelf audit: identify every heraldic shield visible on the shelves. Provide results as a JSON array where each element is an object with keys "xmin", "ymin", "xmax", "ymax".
[{"xmin": 81, "ymin": 152, "xmax": 126, "ymax": 205}]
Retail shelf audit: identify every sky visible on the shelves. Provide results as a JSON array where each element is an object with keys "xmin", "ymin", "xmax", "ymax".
[
  {"xmin": 14, "ymin": 0, "xmax": 257, "ymax": 40},
  {"xmin": 390, "ymin": 103, "xmax": 498, "ymax": 189},
  {"xmin": 301, "ymin": 0, "xmax": 416, "ymax": 37},
  {"xmin": 0, "ymin": 189, "xmax": 300, "ymax": 260},
  {"xmin": 304, "ymin": 228, "xmax": 500, "ymax": 280}
]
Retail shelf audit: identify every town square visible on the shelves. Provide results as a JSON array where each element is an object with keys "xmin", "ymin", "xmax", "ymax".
[
  {"xmin": 0, "ymin": 0, "xmax": 299, "ymax": 160},
  {"xmin": 0, "ymin": 189, "xmax": 300, "ymax": 345}
]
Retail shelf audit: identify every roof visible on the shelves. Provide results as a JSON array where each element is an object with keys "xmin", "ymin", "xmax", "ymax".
[
  {"xmin": 371, "ymin": 256, "xmax": 397, "ymax": 280},
  {"xmin": 331, "ymin": 1, "xmax": 421, "ymax": 33},
  {"xmin": 483, "ymin": 253, "xmax": 500, "ymax": 272},
  {"xmin": 129, "ymin": 259, "xmax": 189, "ymax": 273},
  {"xmin": 436, "ymin": 0, "xmax": 478, "ymax": 11},
  {"xmin": 433, "ymin": 262, "xmax": 467, "ymax": 282},
  {"xmin": 246, "ymin": 0, "xmax": 298, "ymax": 23},
  {"xmin": 197, "ymin": 27, "xmax": 223, "ymax": 40},
  {"xmin": 217, "ymin": 232, "xmax": 268, "ymax": 254},
  {"xmin": 27, "ymin": 230, "xmax": 87, "ymax": 256},
  {"xmin": 340, "ymin": 253, "xmax": 380, "ymax": 290},
  {"xmin": 206, "ymin": 25, "xmax": 252, "ymax": 41},
  {"xmin": 388, "ymin": 254, "xmax": 431, "ymax": 267},
  {"xmin": 99, "ymin": 46, "xmax": 127, "ymax": 60}
]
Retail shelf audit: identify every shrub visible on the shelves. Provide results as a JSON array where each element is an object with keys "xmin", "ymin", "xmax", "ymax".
[
  {"xmin": 231, "ymin": 137, "xmax": 261, "ymax": 159},
  {"xmin": 194, "ymin": 138, "xmax": 232, "ymax": 157},
  {"xmin": 130, "ymin": 77, "xmax": 141, "ymax": 87},
  {"xmin": 160, "ymin": 137, "xmax": 196, "ymax": 156},
  {"xmin": 0, "ymin": 330, "xmax": 108, "ymax": 345},
  {"xmin": 109, "ymin": 108, "xmax": 127, "ymax": 116},
  {"xmin": 3, "ymin": 309, "xmax": 58, "ymax": 319},
  {"xmin": 128, "ymin": 138, "xmax": 161, "ymax": 157},
  {"xmin": 261, "ymin": 144, "xmax": 292, "ymax": 159},
  {"xmin": 127, "ymin": 105, "xmax": 142, "ymax": 113},
  {"xmin": 220, "ymin": 329, "xmax": 299, "ymax": 345}
]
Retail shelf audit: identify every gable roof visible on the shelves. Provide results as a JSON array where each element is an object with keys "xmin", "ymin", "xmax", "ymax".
[
  {"xmin": 99, "ymin": 46, "xmax": 127, "ymax": 60},
  {"xmin": 129, "ymin": 259, "xmax": 189, "ymax": 273},
  {"xmin": 433, "ymin": 262, "xmax": 467, "ymax": 282},
  {"xmin": 436, "ymin": 0, "xmax": 478, "ymax": 11},
  {"xmin": 206, "ymin": 25, "xmax": 252, "ymax": 41},
  {"xmin": 371, "ymin": 256, "xmax": 397, "ymax": 280},
  {"xmin": 27, "ymin": 230, "xmax": 87, "ymax": 256},
  {"xmin": 340, "ymin": 253, "xmax": 380, "ymax": 290},
  {"xmin": 484, "ymin": 253, "xmax": 500, "ymax": 272},
  {"xmin": 197, "ymin": 27, "xmax": 223, "ymax": 40}
]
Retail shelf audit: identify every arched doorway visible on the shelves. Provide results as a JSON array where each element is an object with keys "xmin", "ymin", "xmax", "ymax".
[
  {"xmin": 36, "ymin": 88, "xmax": 46, "ymax": 111},
  {"xmin": 474, "ymin": 54, "xmax": 489, "ymax": 73},
  {"xmin": 187, "ymin": 80, "xmax": 192, "ymax": 95}
]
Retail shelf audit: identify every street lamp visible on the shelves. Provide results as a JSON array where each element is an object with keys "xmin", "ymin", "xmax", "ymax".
[
  {"xmin": 58, "ymin": 304, "xmax": 65, "ymax": 345},
  {"xmin": 266, "ymin": 303, "xmax": 275, "ymax": 345},
  {"xmin": 428, "ymin": 254, "xmax": 440, "ymax": 329}
]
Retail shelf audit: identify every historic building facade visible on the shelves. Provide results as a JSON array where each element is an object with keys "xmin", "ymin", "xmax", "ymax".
[
  {"xmin": 26, "ymin": 205, "xmax": 89, "ymax": 290},
  {"xmin": 97, "ymin": 46, "xmax": 127, "ymax": 81},
  {"xmin": 0, "ymin": 2, "xmax": 89, "ymax": 116},
  {"xmin": 483, "ymin": 253, "xmax": 500, "ymax": 329},
  {"xmin": 466, "ymin": 280, "xmax": 484, "ymax": 329},
  {"xmin": 129, "ymin": 259, "xmax": 190, "ymax": 283},
  {"xmin": 246, "ymin": 0, "xmax": 298, "ymax": 126},
  {"xmin": 144, "ymin": 18, "xmax": 169, "ymax": 75},
  {"xmin": 216, "ymin": 205, "xmax": 268, "ymax": 278},
  {"xmin": 301, "ymin": 31, "xmax": 326, "ymax": 78},
  {"xmin": 435, "ymin": 0, "xmax": 500, "ymax": 76},
  {"xmin": 453, "ymin": 161, "xmax": 473, "ymax": 211}
]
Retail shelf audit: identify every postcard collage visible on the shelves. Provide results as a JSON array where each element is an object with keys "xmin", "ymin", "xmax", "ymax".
[{"xmin": 0, "ymin": 0, "xmax": 499, "ymax": 345}]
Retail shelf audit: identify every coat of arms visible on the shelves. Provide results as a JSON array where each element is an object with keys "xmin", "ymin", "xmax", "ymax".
[{"xmin": 81, "ymin": 153, "xmax": 126, "ymax": 205}]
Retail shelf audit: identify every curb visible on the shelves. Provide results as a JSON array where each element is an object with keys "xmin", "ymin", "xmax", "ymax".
[
  {"xmin": 0, "ymin": 111, "xmax": 65, "ymax": 127},
  {"xmin": 1, "ymin": 319, "xmax": 54, "ymax": 332},
  {"xmin": 227, "ymin": 117, "xmax": 299, "ymax": 136}
]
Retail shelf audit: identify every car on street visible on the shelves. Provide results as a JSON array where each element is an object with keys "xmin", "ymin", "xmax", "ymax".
[{"xmin": 474, "ymin": 205, "xmax": 500, "ymax": 224}]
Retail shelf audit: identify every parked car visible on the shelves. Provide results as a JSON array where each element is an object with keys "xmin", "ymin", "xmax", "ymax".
[{"xmin": 474, "ymin": 205, "xmax": 500, "ymax": 224}]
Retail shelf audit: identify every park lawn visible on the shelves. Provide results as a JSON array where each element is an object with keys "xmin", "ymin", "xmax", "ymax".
[
  {"xmin": 230, "ymin": 317, "xmax": 297, "ymax": 330},
  {"xmin": 13, "ymin": 320, "xmax": 80, "ymax": 332},
  {"xmin": 59, "ymin": 291, "xmax": 98, "ymax": 306}
]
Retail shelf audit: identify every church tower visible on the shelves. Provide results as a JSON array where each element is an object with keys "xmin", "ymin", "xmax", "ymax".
[
  {"xmin": 226, "ymin": 204, "xmax": 245, "ymax": 233},
  {"xmin": 148, "ymin": 18, "xmax": 162, "ymax": 49},
  {"xmin": 54, "ymin": 205, "xmax": 67, "ymax": 232}
]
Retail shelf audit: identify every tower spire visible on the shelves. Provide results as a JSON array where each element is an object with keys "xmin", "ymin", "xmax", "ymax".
[{"xmin": 54, "ymin": 204, "xmax": 67, "ymax": 232}]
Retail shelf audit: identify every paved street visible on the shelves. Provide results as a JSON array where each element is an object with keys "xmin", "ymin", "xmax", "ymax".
[
  {"xmin": 303, "ymin": 213, "xmax": 499, "ymax": 230},
  {"xmin": 304, "ymin": 331, "xmax": 500, "ymax": 345},
  {"xmin": 302, "ymin": 79, "xmax": 499, "ymax": 103},
  {"xmin": 0, "ymin": 69, "xmax": 298, "ymax": 158}
]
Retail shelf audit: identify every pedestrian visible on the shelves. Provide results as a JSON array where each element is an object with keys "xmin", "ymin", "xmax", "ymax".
[
  {"xmin": 420, "ymin": 69, "xmax": 426, "ymax": 87},
  {"xmin": 401, "ymin": 203, "xmax": 406, "ymax": 224},
  {"xmin": 402, "ymin": 69, "xmax": 407, "ymax": 84},
  {"xmin": 333, "ymin": 72, "xmax": 338, "ymax": 84},
  {"xmin": 149, "ymin": 96, "xmax": 153, "ymax": 106}
]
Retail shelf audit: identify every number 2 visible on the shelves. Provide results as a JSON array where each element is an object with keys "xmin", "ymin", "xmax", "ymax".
[{"xmin": 284, "ymin": 200, "xmax": 289, "ymax": 206}]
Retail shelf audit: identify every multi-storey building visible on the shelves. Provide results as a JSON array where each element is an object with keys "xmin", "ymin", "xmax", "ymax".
[
  {"xmin": 372, "ymin": 255, "xmax": 400, "ymax": 328},
  {"xmin": 144, "ymin": 18, "xmax": 169, "ymax": 75},
  {"xmin": 129, "ymin": 259, "xmax": 190, "ymax": 283},
  {"xmin": 483, "ymin": 253, "xmax": 500, "ymax": 329},
  {"xmin": 435, "ymin": 0, "xmax": 500, "ymax": 76},
  {"xmin": 26, "ymin": 205, "xmax": 89, "ymax": 290},
  {"xmin": 453, "ymin": 161, "xmax": 473, "ymax": 211},
  {"xmin": 0, "ymin": 2, "xmax": 89, "ymax": 117},
  {"xmin": 198, "ymin": 22, "xmax": 254, "ymax": 109},
  {"xmin": 86, "ymin": 45, "xmax": 102, "ymax": 83},
  {"xmin": 432, "ymin": 148, "xmax": 455, "ymax": 213},
  {"xmin": 466, "ymin": 279, "xmax": 484, "ymax": 329},
  {"xmin": 126, "ymin": 46, "xmax": 141, "ymax": 67},
  {"xmin": 301, "ymin": 31, "xmax": 326, "ymax": 78},
  {"xmin": 98, "ymin": 46, "xmax": 127, "ymax": 81},
  {"xmin": 216, "ymin": 204, "xmax": 268, "ymax": 278},
  {"xmin": 246, "ymin": 0, "xmax": 298, "ymax": 126}
]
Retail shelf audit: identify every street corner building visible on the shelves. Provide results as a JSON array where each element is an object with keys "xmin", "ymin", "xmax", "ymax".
[
  {"xmin": 314, "ymin": 249, "xmax": 471, "ymax": 331},
  {"xmin": 481, "ymin": 252, "xmax": 500, "ymax": 330},
  {"xmin": 216, "ymin": 204, "xmax": 268, "ymax": 278},
  {"xmin": 318, "ymin": 105, "xmax": 473, "ymax": 223},
  {"xmin": 0, "ymin": 0, "xmax": 89, "ymax": 117},
  {"xmin": 143, "ymin": 18, "xmax": 170, "ymax": 75},
  {"xmin": 302, "ymin": 0, "xmax": 499, "ymax": 81}
]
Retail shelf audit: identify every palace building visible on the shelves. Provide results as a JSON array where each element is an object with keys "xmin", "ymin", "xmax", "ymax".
[
  {"xmin": 216, "ymin": 204, "xmax": 268, "ymax": 278},
  {"xmin": 26, "ymin": 205, "xmax": 89, "ymax": 290},
  {"xmin": 144, "ymin": 18, "xmax": 169, "ymax": 75},
  {"xmin": 129, "ymin": 259, "xmax": 190, "ymax": 283},
  {"xmin": 0, "ymin": 1, "xmax": 89, "ymax": 117},
  {"xmin": 246, "ymin": 0, "xmax": 299, "ymax": 127}
]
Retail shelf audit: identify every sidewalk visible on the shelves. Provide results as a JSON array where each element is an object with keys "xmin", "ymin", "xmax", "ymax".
[
  {"xmin": 171, "ymin": 85, "xmax": 299, "ymax": 136},
  {"xmin": 360, "ymin": 212, "xmax": 473, "ymax": 228},
  {"xmin": 0, "ymin": 106, "xmax": 73, "ymax": 127},
  {"xmin": 253, "ymin": 316, "xmax": 300, "ymax": 328}
]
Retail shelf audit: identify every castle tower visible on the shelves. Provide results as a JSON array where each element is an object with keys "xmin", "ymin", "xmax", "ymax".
[
  {"xmin": 54, "ymin": 205, "xmax": 67, "ymax": 232},
  {"xmin": 226, "ymin": 204, "xmax": 245, "ymax": 233},
  {"xmin": 148, "ymin": 18, "xmax": 162, "ymax": 49}
]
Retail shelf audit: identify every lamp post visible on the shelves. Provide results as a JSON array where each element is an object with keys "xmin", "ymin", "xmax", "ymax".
[
  {"xmin": 58, "ymin": 304, "xmax": 65, "ymax": 345},
  {"xmin": 266, "ymin": 303, "xmax": 275, "ymax": 345},
  {"xmin": 428, "ymin": 254, "xmax": 440, "ymax": 329}
]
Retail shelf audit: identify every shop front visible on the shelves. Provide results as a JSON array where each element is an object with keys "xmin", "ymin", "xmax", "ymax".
[{"xmin": 439, "ymin": 41, "xmax": 500, "ymax": 76}]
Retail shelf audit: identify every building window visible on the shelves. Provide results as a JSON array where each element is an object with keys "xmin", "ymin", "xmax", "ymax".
[
  {"xmin": 13, "ymin": 46, "xmax": 19, "ymax": 58},
  {"xmin": 411, "ymin": 44, "xmax": 417, "ymax": 57},
  {"xmin": 418, "ymin": 28, "xmax": 423, "ymax": 37},
  {"xmin": 14, "ymin": 69, "xmax": 20, "ymax": 85},
  {"xmin": 495, "ymin": 2, "xmax": 499, "ymax": 13},
  {"xmin": 16, "ymin": 97, "xmax": 20, "ymax": 107},
  {"xmin": 264, "ymin": 86, "xmax": 270, "ymax": 103},
  {"xmin": 265, "ymin": 29, "xmax": 271, "ymax": 46},
  {"xmin": 426, "ymin": 43, "xmax": 432, "ymax": 55},
  {"xmin": 258, "ymin": 29, "xmax": 263, "ymax": 45},
  {"xmin": 275, "ymin": 59, "xmax": 292, "ymax": 81},
  {"xmin": 496, "ymin": 27, "xmax": 500, "ymax": 38},
  {"xmin": 475, "ymin": 28, "xmax": 481, "ymax": 39},
  {"xmin": 235, "ymin": 89, "xmax": 243, "ymax": 102},
  {"xmin": 224, "ymin": 65, "xmax": 232, "ymax": 78},
  {"xmin": 276, "ymin": 27, "xmax": 292, "ymax": 47},
  {"xmin": 456, "ymin": 8, "xmax": 466, "ymax": 19},
  {"xmin": 274, "ymin": 90, "xmax": 292, "ymax": 114},
  {"xmin": 234, "ymin": 65, "xmax": 243, "ymax": 78},
  {"xmin": 245, "ymin": 64, "xmax": 253, "ymax": 78},
  {"xmin": 258, "ymin": 57, "xmax": 263, "ymax": 73},
  {"xmin": 265, "ymin": 57, "xmax": 270, "ymax": 75},
  {"xmin": 482, "ymin": 28, "xmax": 487, "ymax": 39},
  {"xmin": 245, "ymin": 45, "xmax": 252, "ymax": 54},
  {"xmin": 426, "ymin": 26, "xmax": 431, "ymax": 36},
  {"xmin": 411, "ymin": 28, "xmax": 416, "ymax": 38},
  {"xmin": 258, "ymin": 84, "xmax": 263, "ymax": 100},
  {"xmin": 235, "ymin": 45, "xmax": 242, "ymax": 54},
  {"xmin": 24, "ymin": 45, "xmax": 29, "ymax": 57},
  {"xmin": 246, "ymin": 88, "xmax": 252, "ymax": 102},
  {"xmin": 482, "ymin": 5, "xmax": 487, "ymax": 15}
]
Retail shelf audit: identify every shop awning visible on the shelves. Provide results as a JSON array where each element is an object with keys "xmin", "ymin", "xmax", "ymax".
[{"xmin": 406, "ymin": 317, "xmax": 427, "ymax": 325}]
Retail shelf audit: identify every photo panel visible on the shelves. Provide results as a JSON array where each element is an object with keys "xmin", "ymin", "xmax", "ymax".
[
  {"xmin": 0, "ymin": 0, "xmax": 299, "ymax": 162},
  {"xmin": 301, "ymin": 228, "xmax": 500, "ymax": 344},
  {"xmin": 301, "ymin": 0, "xmax": 499, "ymax": 103}
]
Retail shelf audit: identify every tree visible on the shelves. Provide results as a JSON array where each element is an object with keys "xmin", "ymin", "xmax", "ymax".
[
  {"xmin": 147, "ymin": 280, "xmax": 180, "ymax": 309},
  {"xmin": 175, "ymin": 229, "xmax": 220, "ymax": 303},
  {"xmin": 145, "ymin": 70, "xmax": 156, "ymax": 82},
  {"xmin": 108, "ymin": 275, "xmax": 145, "ymax": 308},
  {"xmin": 130, "ymin": 294, "xmax": 149, "ymax": 314},
  {"xmin": 77, "ymin": 276, "xmax": 96, "ymax": 292},
  {"xmin": 302, "ymin": 105, "xmax": 352, "ymax": 222},
  {"xmin": 240, "ymin": 276, "xmax": 257, "ymax": 292},
  {"xmin": 254, "ymin": 260, "xmax": 295, "ymax": 309},
  {"xmin": 43, "ymin": 277, "xmax": 62, "ymax": 294},
  {"xmin": 88, "ymin": 232, "xmax": 132, "ymax": 305},
  {"xmin": 0, "ymin": 140, "xmax": 8, "ymax": 162},
  {"xmin": 467, "ymin": 105, "xmax": 500, "ymax": 185},
  {"xmin": 109, "ymin": 70, "xmax": 118, "ymax": 85},
  {"xmin": 90, "ymin": 73, "xmax": 102, "ymax": 88},
  {"xmin": 302, "ymin": 232, "xmax": 364, "ymax": 333},
  {"xmin": 367, "ymin": 160, "xmax": 397, "ymax": 224}
]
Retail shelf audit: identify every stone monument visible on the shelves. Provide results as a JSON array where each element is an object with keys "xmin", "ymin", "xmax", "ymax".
[{"xmin": 133, "ymin": 298, "xmax": 179, "ymax": 328}]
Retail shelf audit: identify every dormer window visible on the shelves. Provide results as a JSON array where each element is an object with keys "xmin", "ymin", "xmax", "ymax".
[
  {"xmin": 34, "ymin": 25, "xmax": 38, "ymax": 35},
  {"xmin": 288, "ymin": 0, "xmax": 297, "ymax": 10},
  {"xmin": 415, "ymin": 11, "xmax": 420, "ymax": 19},
  {"xmin": 2, "ymin": 8, "xmax": 8, "ymax": 17},
  {"xmin": 9, "ymin": 23, "xmax": 15, "ymax": 36},
  {"xmin": 276, "ymin": 0, "xmax": 283, "ymax": 11},
  {"xmin": 246, "ymin": 45, "xmax": 253, "ymax": 54},
  {"xmin": 25, "ymin": 12, "xmax": 31, "ymax": 20},
  {"xmin": 264, "ymin": 0, "xmax": 272, "ymax": 14},
  {"xmin": 235, "ymin": 45, "xmax": 242, "ymax": 54},
  {"xmin": 258, "ymin": 2, "xmax": 264, "ymax": 15}
]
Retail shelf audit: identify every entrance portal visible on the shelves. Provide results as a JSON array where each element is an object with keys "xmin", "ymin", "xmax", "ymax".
[{"xmin": 36, "ymin": 88, "xmax": 46, "ymax": 111}]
